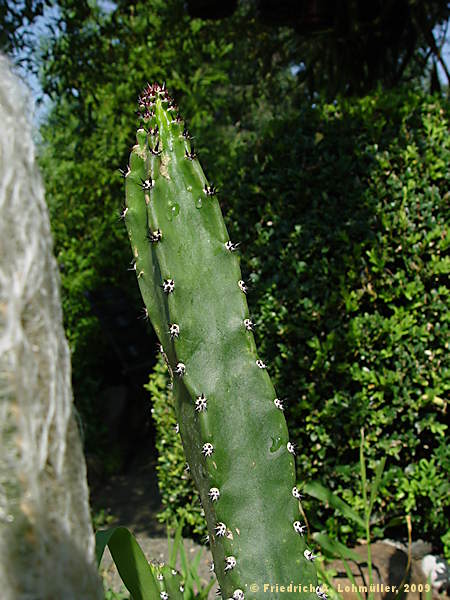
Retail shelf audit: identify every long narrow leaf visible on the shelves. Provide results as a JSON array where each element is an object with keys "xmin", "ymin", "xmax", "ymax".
[
  {"xmin": 95, "ymin": 528, "xmax": 159, "ymax": 600},
  {"xmin": 360, "ymin": 429, "xmax": 368, "ymax": 514},
  {"xmin": 368, "ymin": 457, "xmax": 386, "ymax": 515},
  {"xmin": 304, "ymin": 481, "xmax": 365, "ymax": 528},
  {"xmin": 169, "ymin": 518, "xmax": 185, "ymax": 566},
  {"xmin": 313, "ymin": 533, "xmax": 361, "ymax": 562},
  {"xmin": 341, "ymin": 558, "xmax": 366, "ymax": 600}
]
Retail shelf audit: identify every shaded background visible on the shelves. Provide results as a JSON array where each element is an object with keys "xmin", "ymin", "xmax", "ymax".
[{"xmin": 2, "ymin": 0, "xmax": 449, "ymax": 565}]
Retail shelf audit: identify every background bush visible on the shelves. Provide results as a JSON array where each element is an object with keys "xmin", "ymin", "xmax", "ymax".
[{"xmin": 148, "ymin": 86, "xmax": 449, "ymax": 553}]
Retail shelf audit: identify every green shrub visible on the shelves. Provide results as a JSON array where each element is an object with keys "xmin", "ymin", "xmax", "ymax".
[
  {"xmin": 145, "ymin": 358, "xmax": 206, "ymax": 536},
  {"xmin": 148, "ymin": 87, "xmax": 449, "ymax": 549}
]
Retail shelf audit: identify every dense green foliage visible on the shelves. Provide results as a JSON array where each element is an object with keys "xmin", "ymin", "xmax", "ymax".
[
  {"xmin": 148, "ymin": 88, "xmax": 449, "ymax": 553},
  {"xmin": 146, "ymin": 359, "xmax": 206, "ymax": 535}
]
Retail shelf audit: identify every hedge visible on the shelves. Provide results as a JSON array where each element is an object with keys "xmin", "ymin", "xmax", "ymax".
[{"xmin": 147, "ymin": 86, "xmax": 449, "ymax": 555}]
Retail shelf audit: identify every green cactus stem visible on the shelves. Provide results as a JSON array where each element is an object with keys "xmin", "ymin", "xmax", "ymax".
[{"xmin": 124, "ymin": 83, "xmax": 320, "ymax": 600}]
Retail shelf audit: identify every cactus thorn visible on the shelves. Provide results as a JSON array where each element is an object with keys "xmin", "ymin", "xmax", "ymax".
[
  {"xmin": 202, "ymin": 442, "xmax": 214, "ymax": 457},
  {"xmin": 118, "ymin": 166, "xmax": 130, "ymax": 178},
  {"xmin": 138, "ymin": 307, "xmax": 149, "ymax": 320},
  {"xmin": 233, "ymin": 590, "xmax": 245, "ymax": 600},
  {"xmin": 150, "ymin": 140, "xmax": 162, "ymax": 155},
  {"xmin": 256, "ymin": 359, "xmax": 266, "ymax": 369},
  {"xmin": 243, "ymin": 318, "xmax": 254, "ymax": 331},
  {"xmin": 208, "ymin": 487, "xmax": 220, "ymax": 501},
  {"xmin": 185, "ymin": 145, "xmax": 197, "ymax": 160},
  {"xmin": 174, "ymin": 362, "xmax": 185, "ymax": 376},
  {"xmin": 160, "ymin": 593, "xmax": 168, "ymax": 600},
  {"xmin": 139, "ymin": 177, "xmax": 154, "ymax": 191},
  {"xmin": 179, "ymin": 584, "xmax": 185, "ymax": 592},
  {"xmin": 162, "ymin": 279, "xmax": 174, "ymax": 293},
  {"xmin": 304, "ymin": 549, "xmax": 317, "ymax": 561},
  {"xmin": 203, "ymin": 534, "xmax": 210, "ymax": 545},
  {"xmin": 214, "ymin": 522, "xmax": 227, "ymax": 537},
  {"xmin": 224, "ymin": 556, "xmax": 237, "ymax": 572},
  {"xmin": 209, "ymin": 561, "xmax": 215, "ymax": 573},
  {"xmin": 147, "ymin": 228, "xmax": 162, "ymax": 243},
  {"xmin": 287, "ymin": 441, "xmax": 296, "ymax": 455},
  {"xmin": 238, "ymin": 280, "xmax": 247, "ymax": 294},
  {"xmin": 156, "ymin": 572, "xmax": 164, "ymax": 581},
  {"xmin": 128, "ymin": 259, "xmax": 136, "ymax": 271},
  {"xmin": 225, "ymin": 240, "xmax": 240, "ymax": 252},
  {"xmin": 174, "ymin": 423, "xmax": 180, "ymax": 434},
  {"xmin": 195, "ymin": 394, "xmax": 207, "ymax": 412},
  {"xmin": 316, "ymin": 586, "xmax": 328, "ymax": 600},
  {"xmin": 204, "ymin": 183, "xmax": 217, "ymax": 196},
  {"xmin": 274, "ymin": 398, "xmax": 284, "ymax": 410},
  {"xmin": 169, "ymin": 323, "xmax": 180, "ymax": 338},
  {"xmin": 292, "ymin": 486, "xmax": 303, "ymax": 499},
  {"xmin": 119, "ymin": 206, "xmax": 128, "ymax": 220},
  {"xmin": 293, "ymin": 521, "xmax": 307, "ymax": 535}
]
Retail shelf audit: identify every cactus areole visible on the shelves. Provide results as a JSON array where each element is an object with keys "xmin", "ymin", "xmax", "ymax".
[{"xmin": 124, "ymin": 83, "xmax": 319, "ymax": 599}]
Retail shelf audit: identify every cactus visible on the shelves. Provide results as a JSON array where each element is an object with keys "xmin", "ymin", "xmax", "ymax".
[{"xmin": 123, "ymin": 83, "xmax": 320, "ymax": 600}]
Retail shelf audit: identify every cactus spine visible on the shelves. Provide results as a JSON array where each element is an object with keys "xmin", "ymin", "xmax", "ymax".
[{"xmin": 124, "ymin": 83, "xmax": 319, "ymax": 599}]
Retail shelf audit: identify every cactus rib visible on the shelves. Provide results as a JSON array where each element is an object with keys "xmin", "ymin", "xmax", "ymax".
[{"xmin": 124, "ymin": 83, "xmax": 318, "ymax": 599}]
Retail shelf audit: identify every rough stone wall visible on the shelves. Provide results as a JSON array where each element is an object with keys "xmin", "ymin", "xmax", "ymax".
[{"xmin": 0, "ymin": 54, "xmax": 103, "ymax": 599}]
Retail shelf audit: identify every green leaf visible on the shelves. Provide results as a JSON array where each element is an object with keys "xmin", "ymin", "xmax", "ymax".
[
  {"xmin": 369, "ymin": 457, "xmax": 387, "ymax": 514},
  {"xmin": 304, "ymin": 481, "xmax": 365, "ymax": 528},
  {"xmin": 95, "ymin": 527, "xmax": 160, "ymax": 600},
  {"xmin": 313, "ymin": 532, "xmax": 361, "ymax": 562}
]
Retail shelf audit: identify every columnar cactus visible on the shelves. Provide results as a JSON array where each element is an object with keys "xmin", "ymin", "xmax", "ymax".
[{"xmin": 123, "ymin": 83, "xmax": 320, "ymax": 599}]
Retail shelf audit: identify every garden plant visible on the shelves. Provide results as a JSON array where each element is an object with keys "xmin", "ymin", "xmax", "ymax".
[
  {"xmin": 122, "ymin": 82, "xmax": 321, "ymax": 599},
  {"xmin": 1, "ymin": 1, "xmax": 449, "ymax": 593}
]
